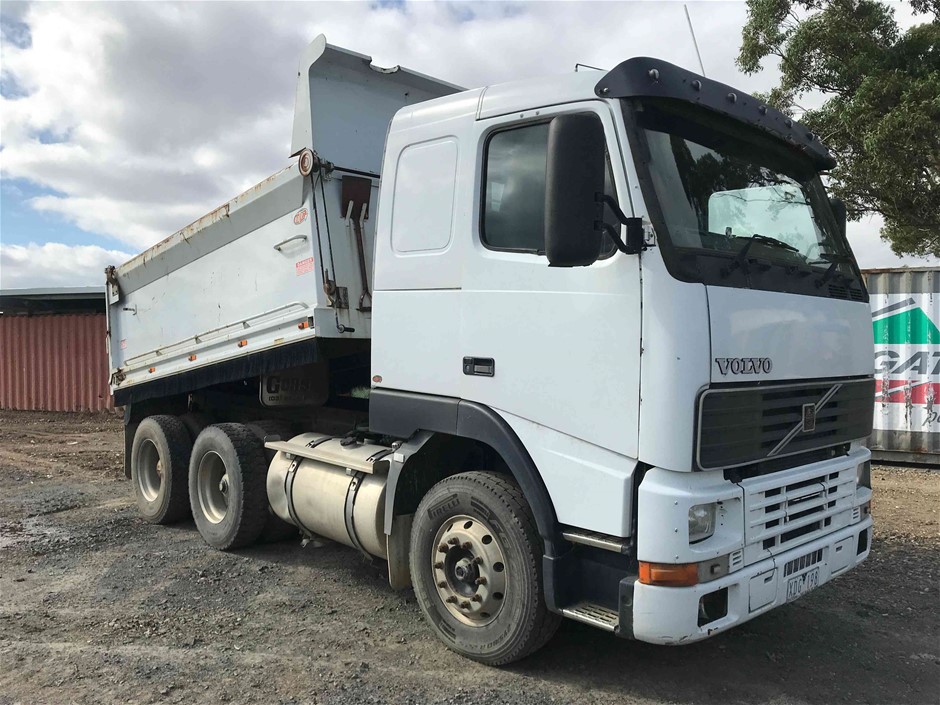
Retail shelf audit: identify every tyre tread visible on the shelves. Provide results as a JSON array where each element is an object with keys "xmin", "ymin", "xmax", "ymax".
[
  {"xmin": 191, "ymin": 423, "xmax": 269, "ymax": 550},
  {"xmin": 134, "ymin": 415, "xmax": 192, "ymax": 524}
]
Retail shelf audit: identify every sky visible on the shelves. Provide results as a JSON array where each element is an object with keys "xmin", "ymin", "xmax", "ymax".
[{"xmin": 0, "ymin": 0, "xmax": 935, "ymax": 289}]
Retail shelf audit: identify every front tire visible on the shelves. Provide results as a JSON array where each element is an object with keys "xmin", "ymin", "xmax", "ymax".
[
  {"xmin": 131, "ymin": 415, "xmax": 192, "ymax": 524},
  {"xmin": 189, "ymin": 424, "xmax": 268, "ymax": 550},
  {"xmin": 410, "ymin": 471, "xmax": 561, "ymax": 665}
]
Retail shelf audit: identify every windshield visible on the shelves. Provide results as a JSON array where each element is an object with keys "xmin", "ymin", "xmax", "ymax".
[{"xmin": 627, "ymin": 98, "xmax": 866, "ymax": 301}]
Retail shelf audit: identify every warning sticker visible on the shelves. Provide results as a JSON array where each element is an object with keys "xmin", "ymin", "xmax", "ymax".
[
  {"xmin": 120, "ymin": 339, "xmax": 127, "ymax": 350},
  {"xmin": 293, "ymin": 208, "xmax": 308, "ymax": 225},
  {"xmin": 295, "ymin": 257, "xmax": 314, "ymax": 276}
]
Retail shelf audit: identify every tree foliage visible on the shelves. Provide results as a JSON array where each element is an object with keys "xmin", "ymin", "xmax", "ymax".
[{"xmin": 738, "ymin": 0, "xmax": 940, "ymax": 258}]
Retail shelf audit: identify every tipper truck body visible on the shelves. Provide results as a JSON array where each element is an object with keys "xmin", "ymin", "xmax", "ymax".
[{"xmin": 107, "ymin": 36, "xmax": 875, "ymax": 664}]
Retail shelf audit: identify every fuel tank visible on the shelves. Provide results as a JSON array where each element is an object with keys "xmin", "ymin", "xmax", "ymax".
[{"xmin": 266, "ymin": 433, "xmax": 391, "ymax": 558}]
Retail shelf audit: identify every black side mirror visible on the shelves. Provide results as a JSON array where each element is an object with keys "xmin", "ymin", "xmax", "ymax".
[
  {"xmin": 829, "ymin": 197, "xmax": 847, "ymax": 239},
  {"xmin": 545, "ymin": 114, "xmax": 605, "ymax": 267}
]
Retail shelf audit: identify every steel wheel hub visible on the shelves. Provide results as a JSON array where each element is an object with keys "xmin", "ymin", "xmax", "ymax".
[
  {"xmin": 431, "ymin": 514, "xmax": 507, "ymax": 626},
  {"xmin": 196, "ymin": 451, "xmax": 229, "ymax": 524},
  {"xmin": 137, "ymin": 439, "xmax": 163, "ymax": 502}
]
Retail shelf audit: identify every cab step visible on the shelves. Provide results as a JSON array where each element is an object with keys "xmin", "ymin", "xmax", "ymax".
[{"xmin": 561, "ymin": 601, "xmax": 619, "ymax": 632}]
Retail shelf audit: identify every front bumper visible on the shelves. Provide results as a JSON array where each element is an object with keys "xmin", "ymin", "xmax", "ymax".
[{"xmin": 627, "ymin": 515, "xmax": 872, "ymax": 644}]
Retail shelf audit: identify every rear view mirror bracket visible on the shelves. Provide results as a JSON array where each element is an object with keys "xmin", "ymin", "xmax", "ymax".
[{"xmin": 596, "ymin": 193, "xmax": 646, "ymax": 255}]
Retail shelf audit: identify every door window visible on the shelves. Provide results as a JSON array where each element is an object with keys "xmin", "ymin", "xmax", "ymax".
[{"xmin": 482, "ymin": 116, "xmax": 618, "ymax": 257}]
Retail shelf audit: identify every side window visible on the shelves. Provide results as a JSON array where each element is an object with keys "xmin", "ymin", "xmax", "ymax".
[{"xmin": 482, "ymin": 115, "xmax": 618, "ymax": 257}]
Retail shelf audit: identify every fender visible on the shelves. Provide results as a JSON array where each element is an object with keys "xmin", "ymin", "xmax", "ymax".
[{"xmin": 370, "ymin": 389, "xmax": 562, "ymax": 556}]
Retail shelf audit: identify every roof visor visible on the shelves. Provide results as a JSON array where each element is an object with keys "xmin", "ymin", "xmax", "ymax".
[{"xmin": 595, "ymin": 58, "xmax": 836, "ymax": 170}]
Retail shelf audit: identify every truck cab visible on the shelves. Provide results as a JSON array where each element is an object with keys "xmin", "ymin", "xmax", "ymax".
[{"xmin": 108, "ymin": 36, "xmax": 874, "ymax": 665}]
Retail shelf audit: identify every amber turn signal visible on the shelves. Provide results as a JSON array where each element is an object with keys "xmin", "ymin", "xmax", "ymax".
[{"xmin": 639, "ymin": 561, "xmax": 699, "ymax": 587}]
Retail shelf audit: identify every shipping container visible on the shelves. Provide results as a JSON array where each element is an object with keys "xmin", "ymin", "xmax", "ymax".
[
  {"xmin": 0, "ymin": 288, "xmax": 112, "ymax": 412},
  {"xmin": 864, "ymin": 267, "xmax": 940, "ymax": 465}
]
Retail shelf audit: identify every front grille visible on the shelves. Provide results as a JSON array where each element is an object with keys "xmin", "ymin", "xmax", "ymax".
[
  {"xmin": 743, "ymin": 463, "xmax": 856, "ymax": 561},
  {"xmin": 696, "ymin": 378, "xmax": 874, "ymax": 471},
  {"xmin": 783, "ymin": 548, "xmax": 823, "ymax": 577}
]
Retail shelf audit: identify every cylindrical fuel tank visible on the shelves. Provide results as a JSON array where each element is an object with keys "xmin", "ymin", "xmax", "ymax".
[{"xmin": 267, "ymin": 433, "xmax": 389, "ymax": 558}]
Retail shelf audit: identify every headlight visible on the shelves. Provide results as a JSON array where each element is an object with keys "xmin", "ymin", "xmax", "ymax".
[
  {"xmin": 688, "ymin": 503, "xmax": 717, "ymax": 543},
  {"xmin": 856, "ymin": 460, "xmax": 871, "ymax": 489}
]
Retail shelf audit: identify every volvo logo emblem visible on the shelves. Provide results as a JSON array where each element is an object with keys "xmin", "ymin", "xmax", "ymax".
[
  {"xmin": 767, "ymin": 384, "xmax": 842, "ymax": 457},
  {"xmin": 715, "ymin": 357, "xmax": 773, "ymax": 375},
  {"xmin": 801, "ymin": 404, "xmax": 817, "ymax": 433}
]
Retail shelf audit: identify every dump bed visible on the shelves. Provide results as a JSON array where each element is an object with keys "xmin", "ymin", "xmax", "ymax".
[{"xmin": 106, "ymin": 36, "xmax": 460, "ymax": 404}]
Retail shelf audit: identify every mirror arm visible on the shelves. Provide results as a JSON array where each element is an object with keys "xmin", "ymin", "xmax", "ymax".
[
  {"xmin": 595, "ymin": 193, "xmax": 646, "ymax": 255},
  {"xmin": 596, "ymin": 193, "xmax": 629, "ymax": 225},
  {"xmin": 598, "ymin": 220, "xmax": 646, "ymax": 256},
  {"xmin": 598, "ymin": 222, "xmax": 631, "ymax": 254}
]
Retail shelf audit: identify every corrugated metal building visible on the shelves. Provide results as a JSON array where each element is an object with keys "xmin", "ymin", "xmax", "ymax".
[
  {"xmin": 865, "ymin": 267, "xmax": 939, "ymax": 465},
  {"xmin": 0, "ymin": 287, "xmax": 113, "ymax": 412}
]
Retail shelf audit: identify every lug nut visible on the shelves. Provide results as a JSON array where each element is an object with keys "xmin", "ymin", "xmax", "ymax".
[
  {"xmin": 434, "ymin": 562, "xmax": 444, "ymax": 569},
  {"xmin": 460, "ymin": 600, "xmax": 471, "ymax": 609},
  {"xmin": 461, "ymin": 542, "xmax": 472, "ymax": 550},
  {"xmin": 471, "ymin": 595, "xmax": 482, "ymax": 603},
  {"xmin": 438, "ymin": 581, "xmax": 447, "ymax": 588},
  {"xmin": 475, "ymin": 577, "xmax": 487, "ymax": 586},
  {"xmin": 472, "ymin": 557, "xmax": 483, "ymax": 565},
  {"xmin": 448, "ymin": 537, "xmax": 460, "ymax": 546},
  {"xmin": 438, "ymin": 544, "xmax": 448, "ymax": 553},
  {"xmin": 445, "ymin": 596, "xmax": 458, "ymax": 604}
]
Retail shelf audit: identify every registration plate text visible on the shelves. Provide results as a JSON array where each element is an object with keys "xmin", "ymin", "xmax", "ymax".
[{"xmin": 786, "ymin": 567, "xmax": 820, "ymax": 602}]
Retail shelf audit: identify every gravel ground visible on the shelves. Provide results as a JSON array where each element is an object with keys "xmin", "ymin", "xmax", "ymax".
[{"xmin": 0, "ymin": 409, "xmax": 937, "ymax": 705}]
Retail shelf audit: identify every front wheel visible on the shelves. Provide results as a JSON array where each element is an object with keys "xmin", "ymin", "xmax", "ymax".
[{"xmin": 410, "ymin": 471, "xmax": 561, "ymax": 665}]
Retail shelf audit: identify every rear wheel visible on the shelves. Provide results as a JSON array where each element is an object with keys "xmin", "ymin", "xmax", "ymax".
[
  {"xmin": 131, "ymin": 415, "xmax": 192, "ymax": 524},
  {"xmin": 189, "ymin": 424, "xmax": 268, "ymax": 550},
  {"xmin": 410, "ymin": 471, "xmax": 561, "ymax": 665},
  {"xmin": 247, "ymin": 421, "xmax": 298, "ymax": 543}
]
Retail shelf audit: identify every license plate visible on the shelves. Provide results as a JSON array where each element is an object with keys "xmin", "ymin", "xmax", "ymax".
[{"xmin": 786, "ymin": 566, "xmax": 820, "ymax": 602}]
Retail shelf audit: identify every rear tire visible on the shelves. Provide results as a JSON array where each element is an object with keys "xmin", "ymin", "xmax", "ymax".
[
  {"xmin": 131, "ymin": 415, "xmax": 192, "ymax": 524},
  {"xmin": 247, "ymin": 421, "xmax": 298, "ymax": 543},
  {"xmin": 189, "ymin": 424, "xmax": 268, "ymax": 550},
  {"xmin": 410, "ymin": 471, "xmax": 561, "ymax": 665}
]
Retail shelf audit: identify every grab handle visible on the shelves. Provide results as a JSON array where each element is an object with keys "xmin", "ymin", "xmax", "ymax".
[{"xmin": 273, "ymin": 234, "xmax": 308, "ymax": 251}]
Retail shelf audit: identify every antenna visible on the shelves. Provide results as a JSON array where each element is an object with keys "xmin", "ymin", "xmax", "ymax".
[{"xmin": 684, "ymin": 4, "xmax": 706, "ymax": 76}]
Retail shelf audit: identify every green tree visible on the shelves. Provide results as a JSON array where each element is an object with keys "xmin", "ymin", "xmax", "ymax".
[{"xmin": 738, "ymin": 0, "xmax": 940, "ymax": 258}]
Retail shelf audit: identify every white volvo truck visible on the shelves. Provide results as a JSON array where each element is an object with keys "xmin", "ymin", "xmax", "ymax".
[{"xmin": 106, "ymin": 36, "xmax": 875, "ymax": 665}]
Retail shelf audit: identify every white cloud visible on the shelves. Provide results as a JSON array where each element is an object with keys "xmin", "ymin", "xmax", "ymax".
[
  {"xmin": 847, "ymin": 215, "xmax": 936, "ymax": 270},
  {"xmin": 0, "ymin": 0, "xmax": 934, "ymax": 282},
  {"xmin": 0, "ymin": 242, "xmax": 133, "ymax": 288}
]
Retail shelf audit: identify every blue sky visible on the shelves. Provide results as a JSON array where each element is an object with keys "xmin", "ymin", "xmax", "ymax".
[{"xmin": 1, "ymin": 1, "xmax": 934, "ymax": 289}]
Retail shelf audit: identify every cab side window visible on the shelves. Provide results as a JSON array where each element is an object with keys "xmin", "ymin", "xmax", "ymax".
[{"xmin": 482, "ymin": 115, "xmax": 617, "ymax": 257}]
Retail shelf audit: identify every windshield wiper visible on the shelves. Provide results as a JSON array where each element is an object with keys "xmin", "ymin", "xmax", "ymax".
[
  {"xmin": 813, "ymin": 253, "xmax": 853, "ymax": 288},
  {"xmin": 721, "ymin": 233, "xmax": 800, "ymax": 277},
  {"xmin": 743, "ymin": 234, "xmax": 800, "ymax": 253}
]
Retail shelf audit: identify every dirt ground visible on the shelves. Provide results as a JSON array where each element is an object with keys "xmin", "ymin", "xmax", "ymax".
[{"xmin": 0, "ymin": 409, "xmax": 937, "ymax": 705}]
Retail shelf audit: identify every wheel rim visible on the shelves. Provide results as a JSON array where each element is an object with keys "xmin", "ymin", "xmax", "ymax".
[
  {"xmin": 196, "ymin": 451, "xmax": 229, "ymax": 524},
  {"xmin": 137, "ymin": 439, "xmax": 163, "ymax": 502},
  {"xmin": 431, "ymin": 514, "xmax": 507, "ymax": 626}
]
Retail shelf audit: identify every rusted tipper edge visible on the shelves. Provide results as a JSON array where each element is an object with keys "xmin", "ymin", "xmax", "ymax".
[{"xmin": 115, "ymin": 165, "xmax": 297, "ymax": 278}]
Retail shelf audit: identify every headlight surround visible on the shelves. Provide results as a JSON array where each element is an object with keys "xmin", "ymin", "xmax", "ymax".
[
  {"xmin": 688, "ymin": 502, "xmax": 717, "ymax": 543},
  {"xmin": 856, "ymin": 460, "xmax": 871, "ymax": 489}
]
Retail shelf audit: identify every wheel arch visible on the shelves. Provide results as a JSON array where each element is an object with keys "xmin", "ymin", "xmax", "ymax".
[{"xmin": 371, "ymin": 389, "xmax": 561, "ymax": 556}]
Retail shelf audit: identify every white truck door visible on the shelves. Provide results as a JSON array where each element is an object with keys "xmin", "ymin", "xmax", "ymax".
[{"xmin": 459, "ymin": 101, "xmax": 642, "ymax": 536}]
